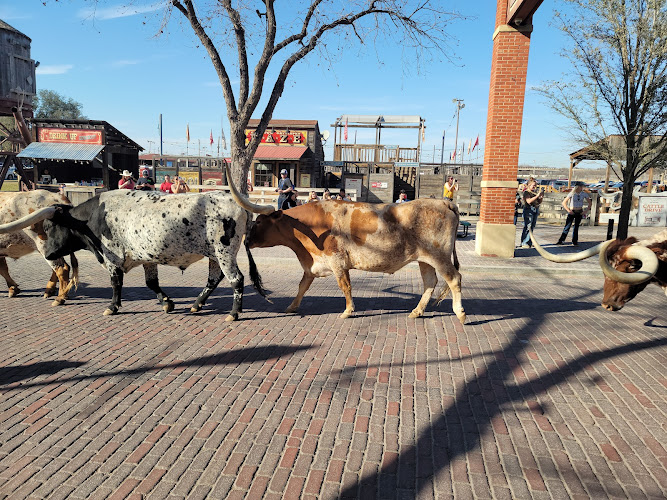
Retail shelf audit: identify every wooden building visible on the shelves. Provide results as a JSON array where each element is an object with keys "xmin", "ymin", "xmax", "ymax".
[
  {"xmin": 245, "ymin": 119, "xmax": 324, "ymax": 189},
  {"xmin": 17, "ymin": 119, "xmax": 142, "ymax": 189},
  {"xmin": 0, "ymin": 20, "xmax": 35, "ymax": 119}
]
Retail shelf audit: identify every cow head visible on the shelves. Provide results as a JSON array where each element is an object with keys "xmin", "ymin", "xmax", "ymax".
[
  {"xmin": 247, "ymin": 211, "xmax": 286, "ymax": 248},
  {"xmin": 0, "ymin": 204, "xmax": 90, "ymax": 261},
  {"xmin": 600, "ymin": 238, "xmax": 661, "ymax": 310},
  {"xmin": 530, "ymin": 229, "xmax": 659, "ymax": 310}
]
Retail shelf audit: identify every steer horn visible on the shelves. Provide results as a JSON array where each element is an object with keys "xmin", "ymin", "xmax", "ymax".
[
  {"xmin": 598, "ymin": 240, "xmax": 659, "ymax": 284},
  {"xmin": 529, "ymin": 229, "xmax": 607, "ymax": 263},
  {"xmin": 224, "ymin": 164, "xmax": 275, "ymax": 215},
  {"xmin": 0, "ymin": 206, "xmax": 57, "ymax": 234}
]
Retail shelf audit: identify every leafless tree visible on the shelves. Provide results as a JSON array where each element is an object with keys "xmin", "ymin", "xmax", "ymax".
[
  {"xmin": 538, "ymin": 0, "xmax": 667, "ymax": 239},
  {"xmin": 165, "ymin": 0, "xmax": 460, "ymax": 192}
]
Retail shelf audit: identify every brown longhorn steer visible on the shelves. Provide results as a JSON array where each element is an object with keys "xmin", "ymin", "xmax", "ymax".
[
  {"xmin": 226, "ymin": 166, "xmax": 466, "ymax": 323},
  {"xmin": 0, "ymin": 190, "xmax": 78, "ymax": 305},
  {"xmin": 530, "ymin": 229, "xmax": 665, "ymax": 311}
]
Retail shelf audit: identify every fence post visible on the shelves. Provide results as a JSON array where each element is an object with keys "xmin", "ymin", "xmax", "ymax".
[
  {"xmin": 606, "ymin": 219, "xmax": 614, "ymax": 240},
  {"xmin": 589, "ymin": 192, "xmax": 599, "ymax": 226}
]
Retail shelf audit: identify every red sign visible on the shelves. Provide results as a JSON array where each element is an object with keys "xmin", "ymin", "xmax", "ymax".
[
  {"xmin": 245, "ymin": 129, "xmax": 307, "ymax": 146},
  {"xmin": 39, "ymin": 127, "xmax": 103, "ymax": 145}
]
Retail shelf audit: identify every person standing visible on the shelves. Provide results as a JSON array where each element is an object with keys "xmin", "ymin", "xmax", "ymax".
[
  {"xmin": 443, "ymin": 176, "xmax": 458, "ymax": 200},
  {"xmin": 395, "ymin": 189, "xmax": 409, "ymax": 203},
  {"xmin": 118, "ymin": 170, "xmax": 135, "ymax": 190},
  {"xmin": 281, "ymin": 191, "xmax": 299, "ymax": 210},
  {"xmin": 276, "ymin": 169, "xmax": 294, "ymax": 209},
  {"xmin": 171, "ymin": 176, "xmax": 191, "ymax": 194},
  {"xmin": 519, "ymin": 178, "xmax": 544, "ymax": 248},
  {"xmin": 557, "ymin": 182, "xmax": 592, "ymax": 246},
  {"xmin": 160, "ymin": 175, "xmax": 173, "ymax": 193},
  {"xmin": 135, "ymin": 170, "xmax": 155, "ymax": 191}
]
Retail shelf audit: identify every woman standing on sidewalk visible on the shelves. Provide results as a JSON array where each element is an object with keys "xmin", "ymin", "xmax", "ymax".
[{"xmin": 519, "ymin": 178, "xmax": 544, "ymax": 248}]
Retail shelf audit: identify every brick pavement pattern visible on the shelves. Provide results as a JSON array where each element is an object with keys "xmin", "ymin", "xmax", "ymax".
[{"xmin": 1, "ymin": 225, "xmax": 666, "ymax": 499}]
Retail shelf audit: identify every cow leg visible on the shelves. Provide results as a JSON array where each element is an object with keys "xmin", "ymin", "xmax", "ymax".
[
  {"xmin": 44, "ymin": 269, "xmax": 59, "ymax": 298},
  {"xmin": 215, "ymin": 258, "xmax": 245, "ymax": 322},
  {"xmin": 49, "ymin": 258, "xmax": 71, "ymax": 306},
  {"xmin": 0, "ymin": 257, "xmax": 20, "ymax": 297},
  {"xmin": 286, "ymin": 272, "xmax": 315, "ymax": 313},
  {"xmin": 190, "ymin": 258, "xmax": 224, "ymax": 315},
  {"xmin": 334, "ymin": 269, "xmax": 355, "ymax": 319},
  {"xmin": 433, "ymin": 261, "xmax": 466, "ymax": 324},
  {"xmin": 104, "ymin": 268, "xmax": 123, "ymax": 316},
  {"xmin": 409, "ymin": 262, "xmax": 438, "ymax": 318},
  {"xmin": 143, "ymin": 264, "xmax": 174, "ymax": 313}
]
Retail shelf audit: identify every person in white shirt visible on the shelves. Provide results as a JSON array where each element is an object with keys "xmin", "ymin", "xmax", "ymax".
[{"xmin": 557, "ymin": 182, "xmax": 592, "ymax": 246}]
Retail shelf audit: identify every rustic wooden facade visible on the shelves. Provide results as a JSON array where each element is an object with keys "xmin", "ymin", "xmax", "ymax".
[{"xmin": 0, "ymin": 20, "xmax": 35, "ymax": 117}]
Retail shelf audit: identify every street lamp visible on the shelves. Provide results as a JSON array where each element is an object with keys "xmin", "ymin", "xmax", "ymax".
[{"xmin": 452, "ymin": 98, "xmax": 465, "ymax": 163}]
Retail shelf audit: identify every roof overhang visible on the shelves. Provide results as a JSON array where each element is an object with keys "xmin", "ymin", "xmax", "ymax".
[
  {"xmin": 17, "ymin": 142, "xmax": 105, "ymax": 162},
  {"xmin": 253, "ymin": 145, "xmax": 307, "ymax": 160}
]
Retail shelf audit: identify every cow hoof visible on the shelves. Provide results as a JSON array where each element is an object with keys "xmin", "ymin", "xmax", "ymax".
[
  {"xmin": 285, "ymin": 305, "xmax": 299, "ymax": 313},
  {"xmin": 190, "ymin": 304, "xmax": 202, "ymax": 313},
  {"xmin": 8, "ymin": 286, "xmax": 20, "ymax": 298},
  {"xmin": 163, "ymin": 300, "xmax": 175, "ymax": 313},
  {"xmin": 44, "ymin": 289, "xmax": 57, "ymax": 298},
  {"xmin": 408, "ymin": 309, "xmax": 423, "ymax": 319},
  {"xmin": 224, "ymin": 314, "xmax": 237, "ymax": 322},
  {"xmin": 51, "ymin": 297, "xmax": 66, "ymax": 307},
  {"xmin": 103, "ymin": 308, "xmax": 118, "ymax": 316},
  {"xmin": 457, "ymin": 311, "xmax": 466, "ymax": 325},
  {"xmin": 339, "ymin": 310, "xmax": 354, "ymax": 319}
]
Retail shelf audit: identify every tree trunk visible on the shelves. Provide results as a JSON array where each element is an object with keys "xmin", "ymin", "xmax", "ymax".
[
  {"xmin": 229, "ymin": 125, "xmax": 251, "ymax": 195},
  {"xmin": 616, "ymin": 173, "xmax": 636, "ymax": 240}
]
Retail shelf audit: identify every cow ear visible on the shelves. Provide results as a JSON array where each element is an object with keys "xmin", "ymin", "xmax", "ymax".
[{"xmin": 270, "ymin": 211, "xmax": 283, "ymax": 220}]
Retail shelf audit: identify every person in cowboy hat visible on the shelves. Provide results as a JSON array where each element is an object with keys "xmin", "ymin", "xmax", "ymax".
[{"xmin": 118, "ymin": 170, "xmax": 135, "ymax": 190}]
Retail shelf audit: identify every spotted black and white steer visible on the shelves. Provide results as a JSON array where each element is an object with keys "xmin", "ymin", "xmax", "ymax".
[{"xmin": 1, "ymin": 190, "xmax": 266, "ymax": 320}]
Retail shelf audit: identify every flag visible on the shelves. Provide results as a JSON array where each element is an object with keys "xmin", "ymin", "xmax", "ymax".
[
  {"xmin": 221, "ymin": 120, "xmax": 227, "ymax": 150},
  {"xmin": 344, "ymin": 118, "xmax": 348, "ymax": 142},
  {"xmin": 472, "ymin": 134, "xmax": 479, "ymax": 152},
  {"xmin": 452, "ymin": 149, "xmax": 456, "ymax": 159},
  {"xmin": 186, "ymin": 123, "xmax": 190, "ymax": 143},
  {"xmin": 468, "ymin": 138, "xmax": 472, "ymax": 155},
  {"xmin": 421, "ymin": 124, "xmax": 425, "ymax": 142},
  {"xmin": 210, "ymin": 130, "xmax": 214, "ymax": 146}
]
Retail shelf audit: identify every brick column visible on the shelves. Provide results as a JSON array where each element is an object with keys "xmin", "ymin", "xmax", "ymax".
[{"xmin": 475, "ymin": 1, "xmax": 533, "ymax": 258}]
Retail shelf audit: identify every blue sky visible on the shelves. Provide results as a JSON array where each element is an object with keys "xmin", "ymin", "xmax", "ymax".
[{"xmin": 1, "ymin": 1, "xmax": 577, "ymax": 168}]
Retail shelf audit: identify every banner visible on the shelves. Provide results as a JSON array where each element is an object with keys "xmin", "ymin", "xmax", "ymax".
[
  {"xmin": 38, "ymin": 127, "xmax": 103, "ymax": 144},
  {"xmin": 636, "ymin": 194, "xmax": 667, "ymax": 227},
  {"xmin": 245, "ymin": 129, "xmax": 308, "ymax": 146}
]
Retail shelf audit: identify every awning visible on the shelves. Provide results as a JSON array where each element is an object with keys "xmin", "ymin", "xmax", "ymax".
[
  {"xmin": 254, "ymin": 145, "xmax": 307, "ymax": 160},
  {"xmin": 17, "ymin": 142, "xmax": 105, "ymax": 162}
]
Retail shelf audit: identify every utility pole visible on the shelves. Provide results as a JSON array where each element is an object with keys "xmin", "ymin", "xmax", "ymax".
[
  {"xmin": 452, "ymin": 98, "xmax": 465, "ymax": 164},
  {"xmin": 440, "ymin": 130, "xmax": 445, "ymax": 167}
]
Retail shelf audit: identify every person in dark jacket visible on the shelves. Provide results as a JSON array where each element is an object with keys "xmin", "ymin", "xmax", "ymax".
[{"xmin": 281, "ymin": 191, "xmax": 298, "ymax": 210}]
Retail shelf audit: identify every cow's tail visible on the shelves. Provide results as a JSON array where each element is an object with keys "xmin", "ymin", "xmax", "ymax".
[
  {"xmin": 63, "ymin": 253, "xmax": 79, "ymax": 294},
  {"xmin": 245, "ymin": 240, "xmax": 270, "ymax": 301}
]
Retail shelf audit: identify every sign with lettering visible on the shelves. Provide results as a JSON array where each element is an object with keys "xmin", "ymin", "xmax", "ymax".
[
  {"xmin": 39, "ymin": 127, "xmax": 103, "ymax": 145},
  {"xmin": 245, "ymin": 129, "xmax": 307, "ymax": 146},
  {"xmin": 637, "ymin": 194, "xmax": 667, "ymax": 227},
  {"xmin": 371, "ymin": 181, "xmax": 388, "ymax": 189}
]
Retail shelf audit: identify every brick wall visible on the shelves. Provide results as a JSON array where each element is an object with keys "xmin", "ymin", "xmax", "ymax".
[{"xmin": 480, "ymin": 2, "xmax": 533, "ymax": 226}]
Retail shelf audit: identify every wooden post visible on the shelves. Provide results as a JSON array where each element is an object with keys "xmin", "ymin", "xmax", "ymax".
[
  {"xmin": 647, "ymin": 167, "xmax": 654, "ymax": 192},
  {"xmin": 603, "ymin": 161, "xmax": 611, "ymax": 193},
  {"xmin": 589, "ymin": 191, "xmax": 598, "ymax": 226},
  {"xmin": 568, "ymin": 159, "xmax": 574, "ymax": 188}
]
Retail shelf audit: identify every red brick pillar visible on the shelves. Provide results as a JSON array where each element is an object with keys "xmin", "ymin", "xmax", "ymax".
[{"xmin": 475, "ymin": 1, "xmax": 533, "ymax": 258}]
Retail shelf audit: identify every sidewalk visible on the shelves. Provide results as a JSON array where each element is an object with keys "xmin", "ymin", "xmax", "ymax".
[{"xmin": 0, "ymin": 226, "xmax": 665, "ymax": 499}]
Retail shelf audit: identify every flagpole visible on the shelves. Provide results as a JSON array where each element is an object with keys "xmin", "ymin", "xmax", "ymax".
[{"xmin": 159, "ymin": 114, "xmax": 163, "ymax": 159}]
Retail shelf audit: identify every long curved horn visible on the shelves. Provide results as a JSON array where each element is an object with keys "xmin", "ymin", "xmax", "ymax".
[
  {"xmin": 599, "ymin": 240, "xmax": 659, "ymax": 284},
  {"xmin": 0, "ymin": 206, "xmax": 57, "ymax": 234},
  {"xmin": 224, "ymin": 164, "xmax": 275, "ymax": 215},
  {"xmin": 529, "ymin": 229, "xmax": 607, "ymax": 263}
]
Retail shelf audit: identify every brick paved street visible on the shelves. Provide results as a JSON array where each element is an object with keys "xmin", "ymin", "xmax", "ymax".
[{"xmin": 1, "ymin": 224, "xmax": 666, "ymax": 499}]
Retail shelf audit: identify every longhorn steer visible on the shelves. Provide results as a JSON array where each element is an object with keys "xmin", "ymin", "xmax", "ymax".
[
  {"xmin": 0, "ymin": 190, "xmax": 265, "ymax": 320},
  {"xmin": 530, "ymin": 229, "xmax": 665, "ymax": 310},
  {"xmin": 226, "ymin": 167, "xmax": 465, "ymax": 323},
  {"xmin": 0, "ymin": 190, "xmax": 78, "ymax": 305}
]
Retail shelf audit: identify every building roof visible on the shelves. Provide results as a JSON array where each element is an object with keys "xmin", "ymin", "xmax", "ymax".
[
  {"xmin": 17, "ymin": 142, "xmax": 105, "ymax": 162},
  {"xmin": 254, "ymin": 145, "xmax": 307, "ymax": 160},
  {"xmin": 336, "ymin": 115, "xmax": 422, "ymax": 125},
  {"xmin": 247, "ymin": 119, "xmax": 319, "ymax": 128},
  {"xmin": 0, "ymin": 20, "xmax": 29, "ymax": 40}
]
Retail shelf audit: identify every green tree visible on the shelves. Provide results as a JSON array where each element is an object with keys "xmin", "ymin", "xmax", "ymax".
[
  {"xmin": 33, "ymin": 89, "xmax": 87, "ymax": 120},
  {"xmin": 538, "ymin": 0, "xmax": 667, "ymax": 239}
]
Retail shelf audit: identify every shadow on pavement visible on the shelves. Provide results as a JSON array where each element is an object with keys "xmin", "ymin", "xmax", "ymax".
[
  {"xmin": 0, "ymin": 344, "xmax": 317, "ymax": 390},
  {"xmin": 0, "ymin": 360, "xmax": 87, "ymax": 385}
]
